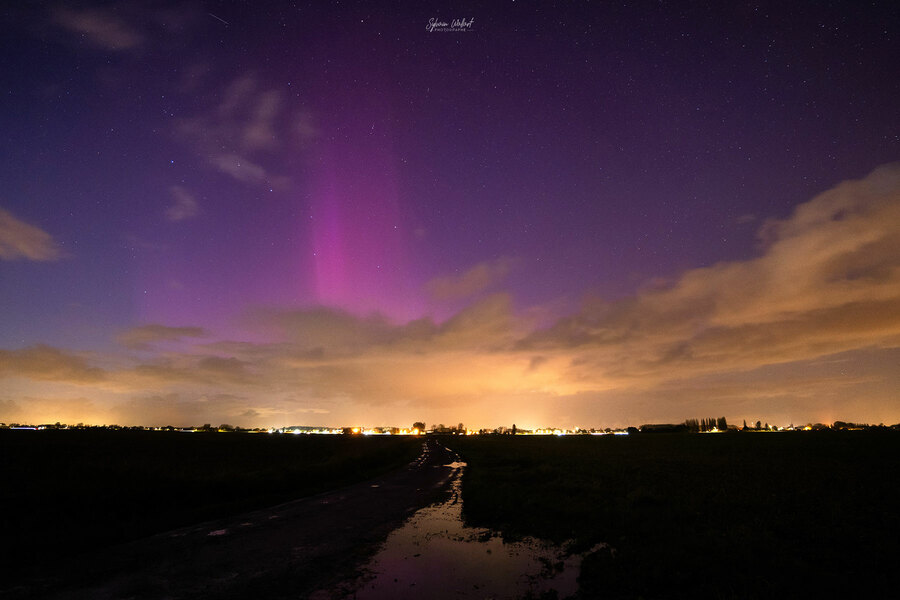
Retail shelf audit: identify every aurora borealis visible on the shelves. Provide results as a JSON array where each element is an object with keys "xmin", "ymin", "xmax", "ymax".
[{"xmin": 1, "ymin": 1, "xmax": 898, "ymax": 429}]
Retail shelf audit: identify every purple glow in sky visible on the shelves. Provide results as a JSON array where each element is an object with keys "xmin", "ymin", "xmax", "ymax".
[
  {"xmin": 309, "ymin": 113, "xmax": 412, "ymax": 318},
  {"xmin": 1, "ymin": 1, "xmax": 898, "ymax": 428}
]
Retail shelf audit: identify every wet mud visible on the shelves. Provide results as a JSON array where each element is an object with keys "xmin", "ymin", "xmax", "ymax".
[{"xmin": 330, "ymin": 449, "xmax": 595, "ymax": 600}]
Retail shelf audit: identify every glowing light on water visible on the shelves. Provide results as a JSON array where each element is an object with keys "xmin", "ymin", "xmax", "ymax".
[{"xmin": 344, "ymin": 456, "xmax": 594, "ymax": 599}]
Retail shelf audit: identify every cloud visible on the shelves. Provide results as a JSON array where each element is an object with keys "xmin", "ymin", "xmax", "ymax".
[
  {"xmin": 426, "ymin": 257, "xmax": 517, "ymax": 300},
  {"xmin": 128, "ymin": 355, "xmax": 255, "ymax": 387},
  {"xmin": 524, "ymin": 163, "xmax": 900, "ymax": 387},
  {"xmin": 296, "ymin": 407, "xmax": 330, "ymax": 414},
  {"xmin": 209, "ymin": 154, "xmax": 270, "ymax": 185},
  {"xmin": 0, "ymin": 207, "xmax": 62, "ymax": 261},
  {"xmin": 0, "ymin": 396, "xmax": 99, "ymax": 425},
  {"xmin": 1, "ymin": 165, "xmax": 898, "ymax": 428},
  {"xmin": 0, "ymin": 345, "xmax": 105, "ymax": 383},
  {"xmin": 251, "ymin": 295, "xmax": 518, "ymax": 357},
  {"xmin": 122, "ymin": 233, "xmax": 167, "ymax": 253},
  {"xmin": 50, "ymin": 5, "xmax": 144, "ymax": 50},
  {"xmin": 107, "ymin": 393, "xmax": 258, "ymax": 428},
  {"xmin": 293, "ymin": 110, "xmax": 319, "ymax": 143},
  {"xmin": 165, "ymin": 186, "xmax": 200, "ymax": 221},
  {"xmin": 236, "ymin": 296, "xmax": 553, "ymax": 416},
  {"xmin": 272, "ymin": 307, "xmax": 440, "ymax": 352},
  {"xmin": 256, "ymin": 306, "xmax": 399, "ymax": 352},
  {"xmin": 242, "ymin": 90, "xmax": 283, "ymax": 151},
  {"xmin": 433, "ymin": 293, "xmax": 520, "ymax": 349},
  {"xmin": 176, "ymin": 74, "xmax": 309, "ymax": 188},
  {"xmin": 117, "ymin": 324, "xmax": 207, "ymax": 349}
]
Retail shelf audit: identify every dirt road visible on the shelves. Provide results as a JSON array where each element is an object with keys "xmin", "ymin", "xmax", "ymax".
[{"xmin": 7, "ymin": 440, "xmax": 458, "ymax": 600}]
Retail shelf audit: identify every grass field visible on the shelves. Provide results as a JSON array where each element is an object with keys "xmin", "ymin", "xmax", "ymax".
[
  {"xmin": 0, "ymin": 430, "xmax": 421, "ymax": 587},
  {"xmin": 445, "ymin": 431, "xmax": 899, "ymax": 599}
]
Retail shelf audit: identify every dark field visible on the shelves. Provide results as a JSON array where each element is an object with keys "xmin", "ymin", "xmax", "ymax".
[
  {"xmin": 4, "ymin": 430, "xmax": 898, "ymax": 599},
  {"xmin": 0, "ymin": 430, "xmax": 421, "ymax": 588},
  {"xmin": 446, "ymin": 431, "xmax": 900, "ymax": 599}
]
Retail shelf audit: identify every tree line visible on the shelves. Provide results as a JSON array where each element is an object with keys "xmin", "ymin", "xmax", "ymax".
[{"xmin": 682, "ymin": 417, "xmax": 727, "ymax": 432}]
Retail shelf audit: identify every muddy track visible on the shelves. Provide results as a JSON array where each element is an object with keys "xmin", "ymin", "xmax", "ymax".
[{"xmin": 6, "ymin": 439, "xmax": 458, "ymax": 600}]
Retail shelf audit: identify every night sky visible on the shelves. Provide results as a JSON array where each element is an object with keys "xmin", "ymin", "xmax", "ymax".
[{"xmin": 1, "ymin": 1, "xmax": 898, "ymax": 429}]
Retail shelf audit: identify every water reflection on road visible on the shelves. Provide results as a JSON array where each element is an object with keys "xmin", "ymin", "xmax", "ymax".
[{"xmin": 346, "ymin": 451, "xmax": 585, "ymax": 599}]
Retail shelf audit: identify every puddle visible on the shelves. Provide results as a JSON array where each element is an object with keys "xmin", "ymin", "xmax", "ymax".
[{"xmin": 345, "ymin": 451, "xmax": 590, "ymax": 599}]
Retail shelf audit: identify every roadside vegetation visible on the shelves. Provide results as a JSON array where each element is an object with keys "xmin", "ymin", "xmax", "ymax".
[
  {"xmin": 446, "ymin": 431, "xmax": 899, "ymax": 599},
  {"xmin": 0, "ymin": 429, "xmax": 421, "ymax": 587}
]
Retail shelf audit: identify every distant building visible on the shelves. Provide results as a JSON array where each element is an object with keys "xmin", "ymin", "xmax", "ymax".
[{"xmin": 639, "ymin": 423, "xmax": 687, "ymax": 433}]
